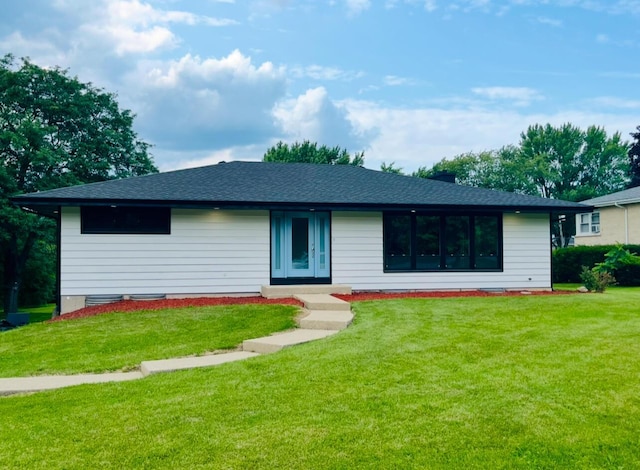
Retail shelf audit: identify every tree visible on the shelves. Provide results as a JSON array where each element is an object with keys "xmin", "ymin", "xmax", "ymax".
[
  {"xmin": 1, "ymin": 55, "xmax": 157, "ymax": 314},
  {"xmin": 263, "ymin": 140, "xmax": 364, "ymax": 166},
  {"xmin": 629, "ymin": 126, "xmax": 640, "ymax": 188},
  {"xmin": 416, "ymin": 123, "xmax": 629, "ymax": 247},
  {"xmin": 380, "ymin": 161, "xmax": 403, "ymax": 174},
  {"xmin": 413, "ymin": 146, "xmax": 535, "ymax": 194},
  {"xmin": 516, "ymin": 123, "xmax": 628, "ymax": 202}
]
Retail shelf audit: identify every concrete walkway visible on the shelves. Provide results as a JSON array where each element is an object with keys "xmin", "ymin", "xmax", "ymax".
[{"xmin": 0, "ymin": 293, "xmax": 353, "ymax": 396}]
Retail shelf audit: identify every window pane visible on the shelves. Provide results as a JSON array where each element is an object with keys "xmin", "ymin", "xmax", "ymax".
[
  {"xmin": 291, "ymin": 217, "xmax": 309, "ymax": 269},
  {"xmin": 591, "ymin": 212, "xmax": 600, "ymax": 224},
  {"xmin": 416, "ymin": 215, "xmax": 440, "ymax": 269},
  {"xmin": 318, "ymin": 217, "xmax": 326, "ymax": 269},
  {"xmin": 384, "ymin": 215, "xmax": 411, "ymax": 270},
  {"xmin": 81, "ymin": 206, "xmax": 170, "ymax": 234},
  {"xmin": 274, "ymin": 216, "xmax": 282, "ymax": 270},
  {"xmin": 474, "ymin": 216, "xmax": 499, "ymax": 269},
  {"xmin": 445, "ymin": 216, "xmax": 470, "ymax": 269}
]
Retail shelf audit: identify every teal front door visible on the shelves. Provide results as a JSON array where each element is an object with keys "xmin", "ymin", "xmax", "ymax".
[{"xmin": 271, "ymin": 211, "xmax": 330, "ymax": 281}]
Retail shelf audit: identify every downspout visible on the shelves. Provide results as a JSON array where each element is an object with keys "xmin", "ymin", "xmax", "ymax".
[
  {"xmin": 614, "ymin": 203, "xmax": 629, "ymax": 244},
  {"xmin": 54, "ymin": 207, "xmax": 61, "ymax": 317}
]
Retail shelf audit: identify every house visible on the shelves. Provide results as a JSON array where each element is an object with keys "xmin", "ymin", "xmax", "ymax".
[
  {"xmin": 12, "ymin": 161, "xmax": 590, "ymax": 314},
  {"xmin": 574, "ymin": 186, "xmax": 640, "ymax": 246}
]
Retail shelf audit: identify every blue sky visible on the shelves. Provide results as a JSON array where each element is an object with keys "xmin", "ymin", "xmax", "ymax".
[{"xmin": 1, "ymin": 0, "xmax": 638, "ymax": 173}]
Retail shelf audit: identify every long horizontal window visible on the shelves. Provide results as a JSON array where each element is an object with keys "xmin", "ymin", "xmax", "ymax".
[
  {"xmin": 384, "ymin": 212, "xmax": 502, "ymax": 272},
  {"xmin": 81, "ymin": 206, "xmax": 171, "ymax": 234}
]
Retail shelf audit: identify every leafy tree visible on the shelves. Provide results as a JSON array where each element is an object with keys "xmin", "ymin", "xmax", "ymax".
[
  {"xmin": 629, "ymin": 125, "xmax": 640, "ymax": 188},
  {"xmin": 416, "ymin": 123, "xmax": 629, "ymax": 247},
  {"xmin": 263, "ymin": 140, "xmax": 364, "ymax": 166},
  {"xmin": 380, "ymin": 161, "xmax": 403, "ymax": 174},
  {"xmin": 1, "ymin": 55, "xmax": 157, "ymax": 314},
  {"xmin": 517, "ymin": 123, "xmax": 628, "ymax": 202},
  {"xmin": 413, "ymin": 146, "xmax": 537, "ymax": 195}
]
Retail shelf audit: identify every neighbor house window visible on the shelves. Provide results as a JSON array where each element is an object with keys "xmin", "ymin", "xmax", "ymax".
[
  {"xmin": 81, "ymin": 206, "xmax": 171, "ymax": 234},
  {"xmin": 383, "ymin": 212, "xmax": 502, "ymax": 271},
  {"xmin": 578, "ymin": 212, "xmax": 600, "ymax": 235}
]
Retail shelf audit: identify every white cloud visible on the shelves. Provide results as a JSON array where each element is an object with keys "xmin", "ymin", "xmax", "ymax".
[
  {"xmin": 290, "ymin": 65, "xmax": 365, "ymax": 81},
  {"xmin": 75, "ymin": 0, "xmax": 237, "ymax": 56},
  {"xmin": 384, "ymin": 75, "xmax": 416, "ymax": 86},
  {"xmin": 341, "ymin": 98, "xmax": 639, "ymax": 173},
  {"xmin": 124, "ymin": 50, "xmax": 287, "ymax": 164},
  {"xmin": 588, "ymin": 96, "xmax": 640, "ymax": 110},
  {"xmin": 536, "ymin": 16, "xmax": 563, "ymax": 26},
  {"xmin": 471, "ymin": 86, "xmax": 544, "ymax": 106},
  {"xmin": 345, "ymin": 0, "xmax": 371, "ymax": 15},
  {"xmin": 273, "ymin": 87, "xmax": 362, "ymax": 149},
  {"xmin": 424, "ymin": 0, "xmax": 437, "ymax": 12}
]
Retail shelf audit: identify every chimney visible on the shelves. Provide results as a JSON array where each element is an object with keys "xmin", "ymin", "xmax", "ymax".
[{"xmin": 428, "ymin": 171, "xmax": 456, "ymax": 184}]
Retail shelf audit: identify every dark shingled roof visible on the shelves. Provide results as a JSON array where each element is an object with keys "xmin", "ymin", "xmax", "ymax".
[{"xmin": 12, "ymin": 161, "xmax": 591, "ymax": 214}]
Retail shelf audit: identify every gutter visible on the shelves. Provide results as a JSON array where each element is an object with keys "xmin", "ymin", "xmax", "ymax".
[{"xmin": 614, "ymin": 202, "xmax": 629, "ymax": 244}]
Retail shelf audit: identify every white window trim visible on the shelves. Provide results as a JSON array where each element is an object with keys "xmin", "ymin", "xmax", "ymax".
[{"xmin": 576, "ymin": 211, "xmax": 600, "ymax": 237}]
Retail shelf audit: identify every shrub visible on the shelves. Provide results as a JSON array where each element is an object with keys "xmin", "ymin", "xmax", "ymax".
[
  {"xmin": 579, "ymin": 266, "xmax": 615, "ymax": 293},
  {"xmin": 553, "ymin": 245, "xmax": 640, "ymax": 283},
  {"xmin": 614, "ymin": 257, "xmax": 640, "ymax": 286}
]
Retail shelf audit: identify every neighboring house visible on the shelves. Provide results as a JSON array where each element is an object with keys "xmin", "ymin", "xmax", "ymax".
[
  {"xmin": 575, "ymin": 186, "xmax": 640, "ymax": 246},
  {"xmin": 13, "ymin": 162, "xmax": 590, "ymax": 314}
]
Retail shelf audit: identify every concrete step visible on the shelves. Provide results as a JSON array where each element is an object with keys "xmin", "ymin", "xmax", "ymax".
[
  {"xmin": 0, "ymin": 372, "xmax": 143, "ymax": 396},
  {"xmin": 261, "ymin": 284, "xmax": 352, "ymax": 299},
  {"xmin": 294, "ymin": 293, "xmax": 351, "ymax": 311},
  {"xmin": 243, "ymin": 329, "xmax": 338, "ymax": 354},
  {"xmin": 140, "ymin": 351, "xmax": 260, "ymax": 376},
  {"xmin": 297, "ymin": 309, "xmax": 354, "ymax": 330}
]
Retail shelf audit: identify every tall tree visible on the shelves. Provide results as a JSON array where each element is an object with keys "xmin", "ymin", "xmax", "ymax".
[
  {"xmin": 263, "ymin": 140, "xmax": 364, "ymax": 166},
  {"xmin": 1, "ymin": 55, "xmax": 157, "ymax": 314},
  {"xmin": 629, "ymin": 125, "xmax": 640, "ymax": 188},
  {"xmin": 516, "ymin": 123, "xmax": 628, "ymax": 202},
  {"xmin": 416, "ymin": 123, "xmax": 629, "ymax": 247},
  {"xmin": 413, "ymin": 147, "xmax": 533, "ymax": 193}
]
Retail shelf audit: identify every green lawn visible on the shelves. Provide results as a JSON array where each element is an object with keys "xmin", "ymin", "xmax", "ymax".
[
  {"xmin": 2, "ymin": 291, "xmax": 640, "ymax": 469},
  {"xmin": 18, "ymin": 303, "xmax": 56, "ymax": 323},
  {"xmin": 0, "ymin": 304, "xmax": 297, "ymax": 377}
]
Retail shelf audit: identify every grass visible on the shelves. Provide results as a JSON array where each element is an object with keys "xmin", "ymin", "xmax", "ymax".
[
  {"xmin": 18, "ymin": 303, "xmax": 56, "ymax": 323},
  {"xmin": 0, "ymin": 304, "xmax": 297, "ymax": 377},
  {"xmin": 1, "ymin": 290, "xmax": 640, "ymax": 468}
]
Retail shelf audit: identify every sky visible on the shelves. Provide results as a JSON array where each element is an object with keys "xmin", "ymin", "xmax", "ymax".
[{"xmin": 1, "ymin": 0, "xmax": 639, "ymax": 173}]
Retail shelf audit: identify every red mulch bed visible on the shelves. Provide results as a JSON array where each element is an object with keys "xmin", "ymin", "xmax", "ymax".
[
  {"xmin": 51, "ymin": 290, "xmax": 577, "ymax": 322},
  {"xmin": 50, "ymin": 296, "xmax": 303, "ymax": 322}
]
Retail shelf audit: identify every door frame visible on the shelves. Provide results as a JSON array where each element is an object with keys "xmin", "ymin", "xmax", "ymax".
[{"xmin": 270, "ymin": 210, "xmax": 331, "ymax": 284}]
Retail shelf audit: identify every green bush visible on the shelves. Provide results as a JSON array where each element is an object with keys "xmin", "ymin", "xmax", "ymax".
[
  {"xmin": 553, "ymin": 245, "xmax": 640, "ymax": 283},
  {"xmin": 579, "ymin": 266, "xmax": 615, "ymax": 293},
  {"xmin": 614, "ymin": 257, "xmax": 640, "ymax": 286}
]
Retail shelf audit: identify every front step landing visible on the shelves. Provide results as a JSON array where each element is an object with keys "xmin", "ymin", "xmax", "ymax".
[
  {"xmin": 294, "ymin": 293, "xmax": 351, "ymax": 311},
  {"xmin": 298, "ymin": 309, "xmax": 353, "ymax": 331},
  {"xmin": 261, "ymin": 284, "xmax": 351, "ymax": 299},
  {"xmin": 243, "ymin": 329, "xmax": 338, "ymax": 354}
]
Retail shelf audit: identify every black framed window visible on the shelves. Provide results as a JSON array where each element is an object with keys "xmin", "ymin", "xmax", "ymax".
[
  {"xmin": 81, "ymin": 206, "xmax": 171, "ymax": 234},
  {"xmin": 383, "ymin": 212, "xmax": 502, "ymax": 272}
]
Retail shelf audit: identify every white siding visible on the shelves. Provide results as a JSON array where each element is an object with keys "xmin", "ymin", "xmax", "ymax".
[
  {"xmin": 331, "ymin": 211, "xmax": 551, "ymax": 290},
  {"xmin": 60, "ymin": 208, "xmax": 270, "ymax": 296}
]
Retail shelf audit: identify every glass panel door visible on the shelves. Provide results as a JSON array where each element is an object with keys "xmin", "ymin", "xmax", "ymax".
[{"xmin": 271, "ymin": 211, "xmax": 331, "ymax": 280}]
